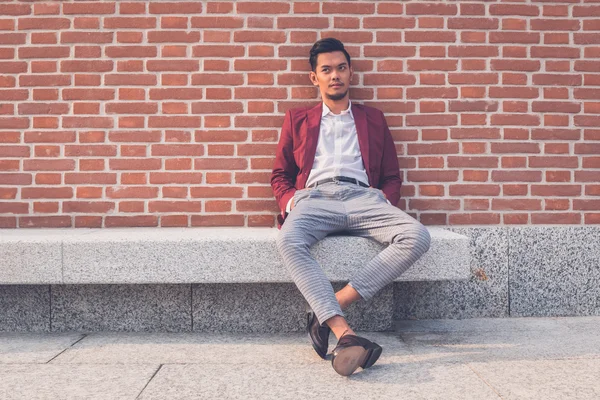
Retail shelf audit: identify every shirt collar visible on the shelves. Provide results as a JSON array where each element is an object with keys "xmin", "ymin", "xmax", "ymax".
[{"xmin": 322, "ymin": 101, "xmax": 354, "ymax": 120}]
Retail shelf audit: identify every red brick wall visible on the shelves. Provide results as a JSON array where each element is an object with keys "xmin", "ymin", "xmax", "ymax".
[{"xmin": 0, "ymin": 1, "xmax": 599, "ymax": 228}]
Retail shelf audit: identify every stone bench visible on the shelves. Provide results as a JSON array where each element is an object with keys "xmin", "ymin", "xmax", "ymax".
[{"xmin": 0, "ymin": 227, "xmax": 469, "ymax": 284}]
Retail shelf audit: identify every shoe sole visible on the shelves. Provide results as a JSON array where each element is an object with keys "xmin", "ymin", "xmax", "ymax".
[
  {"xmin": 332, "ymin": 342, "xmax": 382, "ymax": 376},
  {"xmin": 332, "ymin": 345, "xmax": 368, "ymax": 376},
  {"xmin": 361, "ymin": 344, "xmax": 382, "ymax": 369}
]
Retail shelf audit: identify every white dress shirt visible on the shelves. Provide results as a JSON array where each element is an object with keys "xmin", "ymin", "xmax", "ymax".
[{"xmin": 286, "ymin": 101, "xmax": 370, "ymax": 212}]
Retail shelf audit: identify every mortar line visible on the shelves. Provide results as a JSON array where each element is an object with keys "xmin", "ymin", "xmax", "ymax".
[
  {"xmin": 466, "ymin": 362, "xmax": 505, "ymax": 399},
  {"xmin": 136, "ymin": 364, "xmax": 163, "ymax": 400},
  {"xmin": 46, "ymin": 334, "xmax": 88, "ymax": 364},
  {"xmin": 49, "ymin": 285, "xmax": 52, "ymax": 332},
  {"xmin": 507, "ymin": 227, "xmax": 511, "ymax": 317}
]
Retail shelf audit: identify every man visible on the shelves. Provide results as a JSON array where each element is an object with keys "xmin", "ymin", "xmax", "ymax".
[{"xmin": 271, "ymin": 38, "xmax": 431, "ymax": 376}]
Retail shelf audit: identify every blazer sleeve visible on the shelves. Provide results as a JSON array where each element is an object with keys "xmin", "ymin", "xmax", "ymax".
[
  {"xmin": 378, "ymin": 112, "xmax": 403, "ymax": 206},
  {"xmin": 271, "ymin": 110, "xmax": 299, "ymax": 214}
]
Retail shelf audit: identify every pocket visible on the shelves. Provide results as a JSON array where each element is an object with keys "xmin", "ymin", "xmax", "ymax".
[
  {"xmin": 293, "ymin": 189, "xmax": 309, "ymax": 207},
  {"xmin": 370, "ymin": 187, "xmax": 387, "ymax": 201}
]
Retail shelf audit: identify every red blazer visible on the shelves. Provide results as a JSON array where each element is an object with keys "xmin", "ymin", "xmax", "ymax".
[{"xmin": 271, "ymin": 102, "xmax": 402, "ymax": 228}]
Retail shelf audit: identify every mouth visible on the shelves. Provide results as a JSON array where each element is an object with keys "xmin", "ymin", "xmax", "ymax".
[{"xmin": 330, "ymin": 83, "xmax": 344, "ymax": 88}]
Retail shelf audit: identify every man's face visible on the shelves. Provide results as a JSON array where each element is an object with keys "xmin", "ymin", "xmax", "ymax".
[{"xmin": 309, "ymin": 51, "xmax": 353, "ymax": 102}]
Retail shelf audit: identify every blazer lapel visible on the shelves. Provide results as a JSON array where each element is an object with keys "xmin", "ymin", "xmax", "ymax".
[
  {"xmin": 352, "ymin": 103, "xmax": 370, "ymax": 178},
  {"xmin": 303, "ymin": 103, "xmax": 322, "ymax": 175}
]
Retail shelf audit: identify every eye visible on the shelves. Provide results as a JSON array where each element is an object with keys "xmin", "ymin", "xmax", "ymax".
[{"xmin": 339, "ymin": 66, "xmax": 346, "ymax": 71}]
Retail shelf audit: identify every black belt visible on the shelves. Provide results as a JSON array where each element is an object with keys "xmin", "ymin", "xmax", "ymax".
[{"xmin": 308, "ymin": 176, "xmax": 369, "ymax": 188}]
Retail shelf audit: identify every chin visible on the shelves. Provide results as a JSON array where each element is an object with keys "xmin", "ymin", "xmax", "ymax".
[{"xmin": 325, "ymin": 90, "xmax": 349, "ymax": 101}]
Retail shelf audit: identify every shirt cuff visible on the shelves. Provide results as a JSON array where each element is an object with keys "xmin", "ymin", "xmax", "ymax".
[{"xmin": 285, "ymin": 196, "xmax": 294, "ymax": 213}]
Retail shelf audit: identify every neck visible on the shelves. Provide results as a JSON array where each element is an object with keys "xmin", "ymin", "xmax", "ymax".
[{"xmin": 323, "ymin": 97, "xmax": 350, "ymax": 115}]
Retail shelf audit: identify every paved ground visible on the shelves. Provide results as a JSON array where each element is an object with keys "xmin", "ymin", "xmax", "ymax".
[{"xmin": 1, "ymin": 316, "xmax": 599, "ymax": 399}]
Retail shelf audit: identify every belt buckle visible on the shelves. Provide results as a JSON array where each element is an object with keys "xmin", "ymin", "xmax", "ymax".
[{"xmin": 332, "ymin": 177, "xmax": 340, "ymax": 185}]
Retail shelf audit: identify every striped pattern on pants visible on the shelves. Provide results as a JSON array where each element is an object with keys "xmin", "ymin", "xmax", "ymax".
[{"xmin": 276, "ymin": 181, "xmax": 431, "ymax": 326}]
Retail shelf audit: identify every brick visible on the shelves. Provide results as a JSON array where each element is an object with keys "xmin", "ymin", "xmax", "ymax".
[
  {"xmin": 529, "ymin": 156, "xmax": 578, "ymax": 168},
  {"xmin": 191, "ymin": 214, "xmax": 244, "ymax": 227},
  {"xmin": 448, "ymin": 156, "xmax": 498, "ymax": 168},
  {"xmin": 119, "ymin": 201, "xmax": 144, "ymax": 212},
  {"xmin": 0, "ymin": 202, "xmax": 28, "ymax": 214},
  {"xmin": 410, "ymin": 199, "xmax": 460, "ymax": 211},
  {"xmin": 75, "ymin": 216, "xmax": 102, "ymax": 228},
  {"xmin": 163, "ymin": 187, "xmax": 188, "ymax": 198},
  {"xmin": 19, "ymin": 18, "xmax": 70, "ymax": 30},
  {"xmin": 24, "ymin": 159, "xmax": 74, "ymax": 171},
  {"xmin": 149, "ymin": 2, "xmax": 202, "ymax": 14},
  {"xmin": 0, "ymin": 146, "xmax": 30, "ymax": 158},
  {"xmin": 33, "ymin": 202, "xmax": 59, "ymax": 214},
  {"xmin": 161, "ymin": 215, "xmax": 189, "ymax": 227},
  {"xmin": 0, "ymin": 160, "xmax": 19, "ymax": 171},
  {"xmin": 195, "ymin": 130, "xmax": 247, "ymax": 142},
  {"xmin": 0, "ymin": 217, "xmax": 16, "ymax": 228},
  {"xmin": 419, "ymin": 185, "xmax": 445, "ymax": 196},
  {"xmin": 109, "ymin": 131, "xmax": 162, "ymax": 142},
  {"xmin": 62, "ymin": 117, "xmax": 114, "ymax": 129},
  {"xmin": 323, "ymin": 2, "xmax": 374, "ymax": 14},
  {"xmin": 492, "ymin": 199, "xmax": 542, "ymax": 211},
  {"xmin": 19, "ymin": 216, "xmax": 71, "ymax": 228},
  {"xmin": 75, "ymin": 187, "xmax": 102, "ymax": 199},
  {"xmin": 150, "ymin": 172, "xmax": 202, "ymax": 184},
  {"xmin": 464, "ymin": 199, "xmax": 490, "ymax": 211},
  {"xmin": 545, "ymin": 199, "xmax": 570, "ymax": 211},
  {"xmin": 504, "ymin": 213, "xmax": 529, "ymax": 224},
  {"xmin": 449, "ymin": 213, "xmax": 500, "ymax": 225},
  {"xmin": 573, "ymin": 200, "xmax": 600, "ymax": 211},
  {"xmin": 449, "ymin": 185, "xmax": 500, "ymax": 196},
  {"xmin": 191, "ymin": 16, "xmax": 243, "ymax": 28},
  {"xmin": 248, "ymin": 215, "xmax": 275, "ymax": 227},
  {"xmin": 106, "ymin": 215, "xmax": 158, "ymax": 227},
  {"xmin": 234, "ymin": 172, "xmax": 271, "ymax": 184},
  {"xmin": 149, "ymin": 200, "xmax": 201, "ymax": 213},
  {"xmin": 236, "ymin": 200, "xmax": 278, "ymax": 212},
  {"xmin": 492, "ymin": 171, "xmax": 542, "ymax": 182},
  {"xmin": 407, "ymin": 170, "xmax": 458, "ymax": 182},
  {"xmin": 65, "ymin": 173, "xmax": 117, "ymax": 184},
  {"xmin": 106, "ymin": 186, "xmax": 158, "ymax": 199},
  {"xmin": 278, "ymin": 17, "xmax": 329, "ymax": 29},
  {"xmin": 531, "ymin": 213, "xmax": 581, "ymax": 224},
  {"xmin": 148, "ymin": 116, "xmax": 201, "ymax": 128},
  {"xmin": 363, "ymin": 17, "xmax": 415, "ymax": 29},
  {"xmin": 35, "ymin": 173, "xmax": 60, "ymax": 185},
  {"xmin": 109, "ymin": 158, "xmax": 161, "ymax": 170},
  {"xmin": 22, "ymin": 187, "xmax": 73, "ymax": 199},
  {"xmin": 194, "ymin": 158, "xmax": 247, "ymax": 170}
]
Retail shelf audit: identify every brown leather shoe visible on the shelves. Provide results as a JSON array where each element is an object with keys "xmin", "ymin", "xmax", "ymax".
[
  {"xmin": 331, "ymin": 334, "xmax": 382, "ymax": 376},
  {"xmin": 307, "ymin": 311, "xmax": 330, "ymax": 359}
]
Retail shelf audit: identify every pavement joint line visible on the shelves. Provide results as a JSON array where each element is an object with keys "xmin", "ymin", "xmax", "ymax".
[
  {"xmin": 465, "ymin": 362, "xmax": 505, "ymax": 399},
  {"xmin": 136, "ymin": 363, "xmax": 163, "ymax": 400},
  {"xmin": 45, "ymin": 334, "xmax": 87, "ymax": 364}
]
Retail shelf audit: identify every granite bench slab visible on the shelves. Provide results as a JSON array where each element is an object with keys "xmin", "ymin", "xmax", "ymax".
[{"xmin": 0, "ymin": 227, "xmax": 470, "ymax": 285}]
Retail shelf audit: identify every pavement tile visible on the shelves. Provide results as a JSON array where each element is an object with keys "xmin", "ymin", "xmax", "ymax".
[
  {"xmin": 137, "ymin": 362, "xmax": 499, "ymax": 400},
  {"xmin": 0, "ymin": 333, "xmax": 83, "ymax": 364},
  {"xmin": 0, "ymin": 364, "xmax": 158, "ymax": 400},
  {"xmin": 52, "ymin": 332, "xmax": 412, "ymax": 366},
  {"xmin": 468, "ymin": 358, "xmax": 600, "ymax": 400},
  {"xmin": 397, "ymin": 317, "xmax": 600, "ymax": 363}
]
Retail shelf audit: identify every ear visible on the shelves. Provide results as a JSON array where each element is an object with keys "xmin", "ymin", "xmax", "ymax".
[
  {"xmin": 349, "ymin": 65, "xmax": 354, "ymax": 80},
  {"xmin": 309, "ymin": 71, "xmax": 319, "ymax": 86}
]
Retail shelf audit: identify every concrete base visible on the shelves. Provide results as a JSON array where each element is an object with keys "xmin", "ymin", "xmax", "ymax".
[
  {"xmin": 0, "ymin": 227, "xmax": 469, "ymax": 284},
  {"xmin": 1, "ymin": 227, "xmax": 599, "ymax": 332}
]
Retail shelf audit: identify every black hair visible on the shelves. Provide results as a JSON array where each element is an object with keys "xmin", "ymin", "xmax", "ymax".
[{"xmin": 309, "ymin": 38, "xmax": 351, "ymax": 71}]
